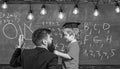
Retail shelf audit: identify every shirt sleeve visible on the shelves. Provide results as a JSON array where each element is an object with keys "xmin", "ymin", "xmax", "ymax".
[
  {"xmin": 9, "ymin": 48, "xmax": 22, "ymax": 67},
  {"xmin": 48, "ymin": 56, "xmax": 58, "ymax": 69}
]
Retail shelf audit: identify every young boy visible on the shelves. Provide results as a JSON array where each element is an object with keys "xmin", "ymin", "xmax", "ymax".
[{"xmin": 54, "ymin": 22, "xmax": 80, "ymax": 69}]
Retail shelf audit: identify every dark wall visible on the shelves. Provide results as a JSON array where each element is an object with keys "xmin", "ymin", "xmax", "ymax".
[{"xmin": 0, "ymin": 3, "xmax": 120, "ymax": 65}]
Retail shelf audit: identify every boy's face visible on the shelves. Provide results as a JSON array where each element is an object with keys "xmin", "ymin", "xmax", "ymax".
[{"xmin": 63, "ymin": 31, "xmax": 73, "ymax": 42}]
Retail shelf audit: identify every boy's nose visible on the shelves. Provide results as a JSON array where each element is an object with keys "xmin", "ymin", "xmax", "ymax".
[{"xmin": 51, "ymin": 38, "xmax": 53, "ymax": 40}]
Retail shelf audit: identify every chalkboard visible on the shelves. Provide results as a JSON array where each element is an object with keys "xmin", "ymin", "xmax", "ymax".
[{"xmin": 0, "ymin": 4, "xmax": 120, "ymax": 65}]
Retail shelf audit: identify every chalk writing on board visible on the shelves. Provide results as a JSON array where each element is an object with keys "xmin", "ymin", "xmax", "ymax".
[
  {"xmin": 103, "ymin": 23, "xmax": 110, "ymax": 30},
  {"xmin": 2, "ymin": 22, "xmax": 62, "ymax": 40},
  {"xmin": 81, "ymin": 22, "xmax": 116, "ymax": 60},
  {"xmin": 3, "ymin": 23, "xmax": 18, "ymax": 39},
  {"xmin": 24, "ymin": 23, "xmax": 33, "ymax": 40},
  {"xmin": 0, "ymin": 12, "xmax": 5, "ymax": 18},
  {"xmin": 93, "ymin": 36, "xmax": 102, "ymax": 43},
  {"xmin": 18, "ymin": 23, "xmax": 23, "ymax": 35},
  {"xmin": 83, "ymin": 22, "xmax": 112, "ymax": 44},
  {"xmin": 83, "ymin": 49, "xmax": 116, "ymax": 60},
  {"xmin": 0, "ymin": 11, "xmax": 63, "ymax": 50},
  {"xmin": 42, "ymin": 21, "xmax": 60, "ymax": 26},
  {"xmin": 106, "ymin": 35, "xmax": 112, "ymax": 43},
  {"xmin": 111, "ymin": 49, "xmax": 115, "ymax": 57},
  {"xmin": 0, "ymin": 11, "xmax": 65, "ymax": 50},
  {"xmin": 0, "ymin": 11, "xmax": 119, "ymax": 62},
  {"xmin": 2, "ymin": 22, "xmax": 33, "ymax": 40}
]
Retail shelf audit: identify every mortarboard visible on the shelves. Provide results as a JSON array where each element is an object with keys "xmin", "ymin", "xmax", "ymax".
[{"xmin": 62, "ymin": 22, "xmax": 81, "ymax": 28}]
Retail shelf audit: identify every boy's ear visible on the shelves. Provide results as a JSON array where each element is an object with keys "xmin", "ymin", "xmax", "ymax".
[
  {"xmin": 73, "ymin": 28, "xmax": 79, "ymax": 35},
  {"xmin": 71, "ymin": 34, "xmax": 75, "ymax": 38},
  {"xmin": 70, "ymin": 33, "xmax": 75, "ymax": 38}
]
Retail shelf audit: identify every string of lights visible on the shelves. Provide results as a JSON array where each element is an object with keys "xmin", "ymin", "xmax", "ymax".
[{"xmin": 0, "ymin": 0, "xmax": 120, "ymax": 20}]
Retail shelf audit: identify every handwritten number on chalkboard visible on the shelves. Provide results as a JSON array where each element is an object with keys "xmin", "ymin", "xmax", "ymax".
[
  {"xmin": 96, "ymin": 51, "xmax": 101, "ymax": 56},
  {"xmin": 111, "ymin": 49, "xmax": 115, "ymax": 57}
]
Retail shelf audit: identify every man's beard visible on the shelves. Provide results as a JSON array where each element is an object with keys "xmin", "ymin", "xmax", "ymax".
[{"xmin": 48, "ymin": 41, "xmax": 55, "ymax": 53}]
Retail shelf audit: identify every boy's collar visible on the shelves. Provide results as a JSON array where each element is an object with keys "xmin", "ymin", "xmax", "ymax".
[{"xmin": 70, "ymin": 39, "xmax": 77, "ymax": 43}]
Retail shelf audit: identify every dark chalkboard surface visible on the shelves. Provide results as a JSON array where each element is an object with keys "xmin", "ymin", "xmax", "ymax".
[{"xmin": 0, "ymin": 4, "xmax": 120, "ymax": 65}]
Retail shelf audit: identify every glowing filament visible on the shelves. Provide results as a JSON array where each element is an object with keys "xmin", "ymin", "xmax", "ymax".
[
  {"xmin": 58, "ymin": 12, "xmax": 64, "ymax": 19},
  {"xmin": 94, "ymin": 9, "xmax": 99, "ymax": 16},
  {"xmin": 1, "ymin": 2, "xmax": 8, "ymax": 9},
  {"xmin": 115, "ymin": 6, "xmax": 120, "ymax": 13},
  {"xmin": 27, "ymin": 13, "xmax": 34, "ymax": 20},
  {"xmin": 73, "ymin": 8, "xmax": 79, "ymax": 14},
  {"xmin": 40, "ymin": 8, "xmax": 47, "ymax": 15}
]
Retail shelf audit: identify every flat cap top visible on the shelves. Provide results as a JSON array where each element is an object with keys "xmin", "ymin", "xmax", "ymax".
[{"xmin": 62, "ymin": 22, "xmax": 81, "ymax": 28}]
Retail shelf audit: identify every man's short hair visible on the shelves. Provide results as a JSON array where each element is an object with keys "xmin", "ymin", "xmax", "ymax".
[{"xmin": 32, "ymin": 28, "xmax": 51, "ymax": 46}]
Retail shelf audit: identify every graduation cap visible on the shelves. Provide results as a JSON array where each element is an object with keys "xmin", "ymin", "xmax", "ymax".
[{"xmin": 62, "ymin": 22, "xmax": 81, "ymax": 28}]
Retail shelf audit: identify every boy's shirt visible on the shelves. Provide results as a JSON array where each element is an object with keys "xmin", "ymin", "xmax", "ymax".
[{"xmin": 64, "ymin": 41, "xmax": 79, "ymax": 69}]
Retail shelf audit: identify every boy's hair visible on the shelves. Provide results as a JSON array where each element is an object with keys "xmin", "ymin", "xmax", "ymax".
[
  {"xmin": 32, "ymin": 28, "xmax": 51, "ymax": 46},
  {"xmin": 62, "ymin": 22, "xmax": 80, "ymax": 37},
  {"xmin": 62, "ymin": 28, "xmax": 80, "ymax": 40},
  {"xmin": 63, "ymin": 28, "xmax": 75, "ymax": 36}
]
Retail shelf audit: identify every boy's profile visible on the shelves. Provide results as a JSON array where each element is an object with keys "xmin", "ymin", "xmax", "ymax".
[{"xmin": 54, "ymin": 22, "xmax": 80, "ymax": 69}]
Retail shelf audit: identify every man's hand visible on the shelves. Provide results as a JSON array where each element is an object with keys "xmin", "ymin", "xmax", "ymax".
[{"xmin": 17, "ymin": 35, "xmax": 24, "ymax": 48}]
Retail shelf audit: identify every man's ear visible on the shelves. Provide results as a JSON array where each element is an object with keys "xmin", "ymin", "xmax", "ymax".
[{"xmin": 42, "ymin": 39, "xmax": 47, "ymax": 45}]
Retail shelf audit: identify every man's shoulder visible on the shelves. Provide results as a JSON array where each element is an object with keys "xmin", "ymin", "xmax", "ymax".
[
  {"xmin": 22, "ymin": 48, "xmax": 34, "ymax": 52},
  {"xmin": 47, "ymin": 51, "xmax": 57, "ymax": 57},
  {"xmin": 22, "ymin": 48, "xmax": 37, "ymax": 55}
]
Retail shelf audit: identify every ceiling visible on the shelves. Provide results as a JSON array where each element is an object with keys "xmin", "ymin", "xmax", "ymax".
[{"xmin": 0, "ymin": 0, "xmax": 120, "ymax": 4}]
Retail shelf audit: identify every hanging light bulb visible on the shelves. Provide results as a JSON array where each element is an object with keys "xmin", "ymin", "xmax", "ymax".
[
  {"xmin": 1, "ymin": 1, "xmax": 8, "ymax": 9},
  {"xmin": 27, "ymin": 11, "xmax": 34, "ymax": 20},
  {"xmin": 93, "ymin": 6, "xmax": 99, "ymax": 16},
  {"xmin": 94, "ymin": 9, "xmax": 99, "ymax": 16},
  {"xmin": 115, "ymin": 6, "xmax": 120, "ymax": 13},
  {"xmin": 59, "ymin": 12, "xmax": 64, "ymax": 19},
  {"xmin": 40, "ymin": 5, "xmax": 47, "ymax": 15},
  {"xmin": 73, "ymin": 4, "xmax": 79, "ymax": 15},
  {"xmin": 58, "ymin": 8, "xmax": 64, "ymax": 19},
  {"xmin": 115, "ymin": 2, "xmax": 120, "ymax": 13},
  {"xmin": 27, "ymin": 3, "xmax": 34, "ymax": 21}
]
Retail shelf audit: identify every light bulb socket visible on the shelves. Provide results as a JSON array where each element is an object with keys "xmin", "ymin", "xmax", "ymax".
[
  {"xmin": 41, "ymin": 5, "xmax": 46, "ymax": 9},
  {"xmin": 59, "ymin": 8, "xmax": 63, "ymax": 13},
  {"xmin": 75, "ymin": 4, "xmax": 78, "ymax": 8},
  {"xmin": 4, "ymin": 0, "xmax": 7, "ymax": 3},
  {"xmin": 29, "ymin": 3, "xmax": 33, "ymax": 13},
  {"xmin": 29, "ymin": 9, "xmax": 33, "ymax": 13},
  {"xmin": 94, "ymin": 5, "xmax": 98, "ymax": 10},
  {"xmin": 115, "ymin": 2, "xmax": 119, "ymax": 7}
]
